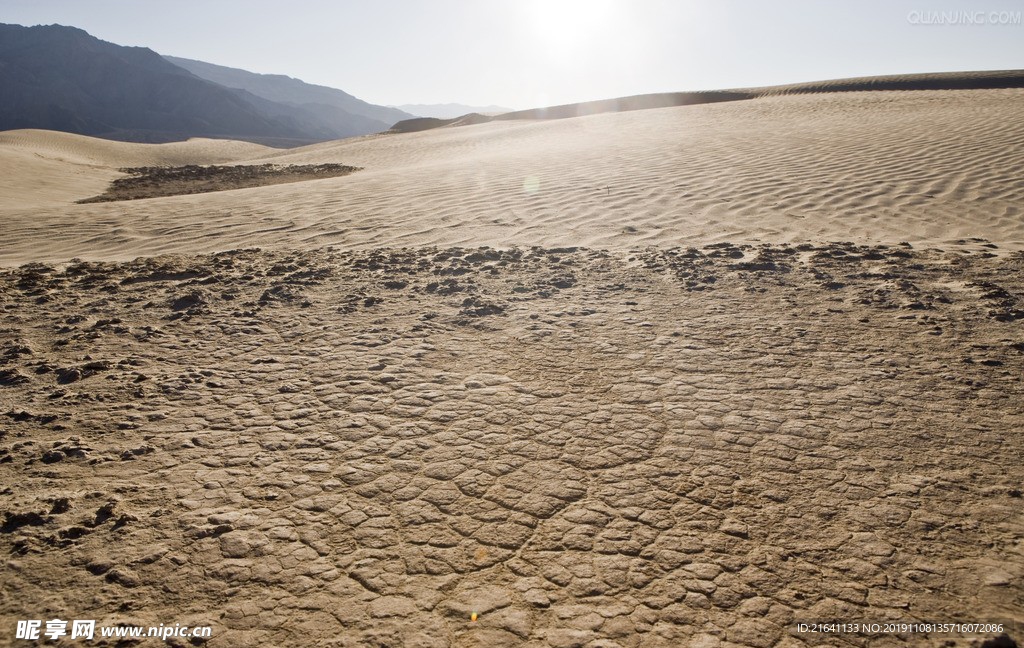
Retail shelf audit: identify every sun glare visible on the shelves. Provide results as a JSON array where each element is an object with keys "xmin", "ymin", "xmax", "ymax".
[{"xmin": 531, "ymin": 0, "xmax": 615, "ymax": 58}]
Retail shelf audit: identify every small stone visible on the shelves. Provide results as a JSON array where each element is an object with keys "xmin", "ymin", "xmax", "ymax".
[
  {"xmin": 983, "ymin": 568, "xmax": 1013, "ymax": 587},
  {"xmin": 368, "ymin": 595, "xmax": 417, "ymax": 618},
  {"xmin": 720, "ymin": 518, "xmax": 749, "ymax": 538},
  {"xmin": 105, "ymin": 568, "xmax": 140, "ymax": 588},
  {"xmin": 439, "ymin": 586, "xmax": 512, "ymax": 618}
]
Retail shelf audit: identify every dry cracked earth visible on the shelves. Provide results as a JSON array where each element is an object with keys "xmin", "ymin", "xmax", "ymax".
[
  {"xmin": 77, "ymin": 164, "xmax": 362, "ymax": 204},
  {"xmin": 0, "ymin": 243, "xmax": 1022, "ymax": 647}
]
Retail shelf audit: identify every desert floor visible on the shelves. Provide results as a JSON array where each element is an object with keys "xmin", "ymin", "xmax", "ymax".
[{"xmin": 0, "ymin": 89, "xmax": 1022, "ymax": 647}]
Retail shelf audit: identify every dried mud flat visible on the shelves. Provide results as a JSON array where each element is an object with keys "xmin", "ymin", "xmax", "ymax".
[
  {"xmin": 77, "ymin": 164, "xmax": 361, "ymax": 204},
  {"xmin": 0, "ymin": 243, "xmax": 1022, "ymax": 648}
]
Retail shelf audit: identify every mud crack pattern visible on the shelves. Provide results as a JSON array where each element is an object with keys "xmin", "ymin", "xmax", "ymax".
[{"xmin": 0, "ymin": 244, "xmax": 1021, "ymax": 647}]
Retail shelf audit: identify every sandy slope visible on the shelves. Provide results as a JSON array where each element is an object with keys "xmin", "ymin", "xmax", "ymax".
[
  {"xmin": 0, "ymin": 130, "xmax": 272, "ymax": 208},
  {"xmin": 2, "ymin": 88, "xmax": 1024, "ymax": 264}
]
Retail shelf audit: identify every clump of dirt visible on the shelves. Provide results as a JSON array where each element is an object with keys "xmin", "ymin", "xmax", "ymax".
[{"xmin": 77, "ymin": 163, "xmax": 361, "ymax": 203}]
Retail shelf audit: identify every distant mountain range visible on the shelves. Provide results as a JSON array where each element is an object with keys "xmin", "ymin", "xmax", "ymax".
[
  {"xmin": 164, "ymin": 56, "xmax": 412, "ymax": 137},
  {"xmin": 395, "ymin": 103, "xmax": 514, "ymax": 119},
  {"xmin": 19, "ymin": 22, "xmax": 1016, "ymax": 147},
  {"xmin": 0, "ymin": 23, "xmax": 414, "ymax": 146}
]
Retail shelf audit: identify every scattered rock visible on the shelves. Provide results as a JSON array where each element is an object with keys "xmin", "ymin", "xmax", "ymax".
[{"xmin": 0, "ymin": 369, "xmax": 29, "ymax": 387}]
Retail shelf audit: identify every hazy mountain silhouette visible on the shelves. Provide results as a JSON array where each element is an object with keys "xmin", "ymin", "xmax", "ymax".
[
  {"xmin": 164, "ymin": 55, "xmax": 412, "ymax": 136},
  {"xmin": 396, "ymin": 103, "xmax": 514, "ymax": 119},
  {"xmin": 0, "ymin": 23, "xmax": 410, "ymax": 146}
]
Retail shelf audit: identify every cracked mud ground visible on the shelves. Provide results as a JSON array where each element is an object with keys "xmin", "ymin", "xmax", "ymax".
[{"xmin": 0, "ymin": 244, "xmax": 1021, "ymax": 647}]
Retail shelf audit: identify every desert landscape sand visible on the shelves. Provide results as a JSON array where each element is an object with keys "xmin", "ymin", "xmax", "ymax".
[
  {"xmin": 2, "ymin": 88, "xmax": 1024, "ymax": 264},
  {"xmin": 1, "ymin": 85, "xmax": 1022, "ymax": 647}
]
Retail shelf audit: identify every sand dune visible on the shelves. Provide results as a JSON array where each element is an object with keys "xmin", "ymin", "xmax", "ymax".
[
  {"xmin": 2, "ymin": 88, "xmax": 1022, "ymax": 263},
  {"xmin": 0, "ymin": 130, "xmax": 273, "ymax": 208},
  {"xmin": 752, "ymin": 68, "xmax": 1024, "ymax": 95},
  {"xmin": 388, "ymin": 69, "xmax": 1024, "ymax": 133},
  {"xmin": 0, "ymin": 129, "xmax": 273, "ymax": 168}
]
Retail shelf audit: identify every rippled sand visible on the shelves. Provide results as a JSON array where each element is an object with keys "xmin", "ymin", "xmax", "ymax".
[{"xmin": 2, "ymin": 89, "xmax": 1024, "ymax": 265}]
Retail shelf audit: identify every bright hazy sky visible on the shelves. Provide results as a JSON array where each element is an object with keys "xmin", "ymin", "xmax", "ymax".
[{"xmin": 2, "ymin": 0, "xmax": 1023, "ymax": 109}]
